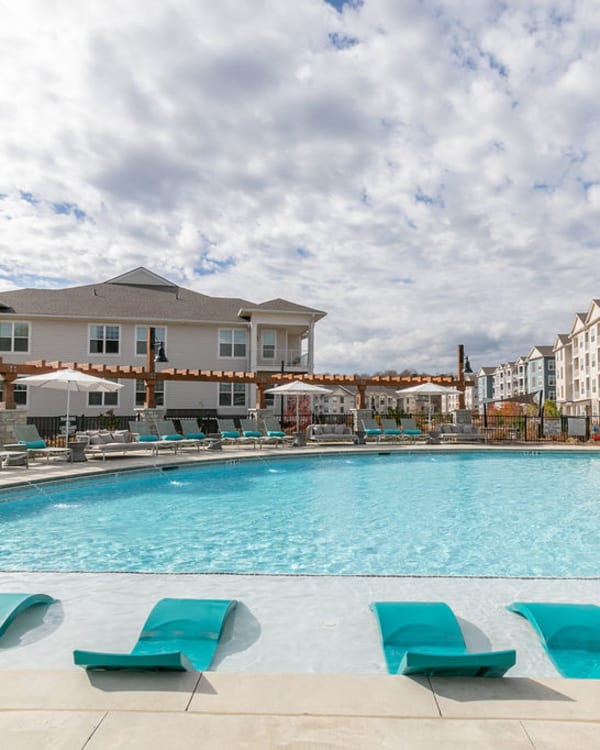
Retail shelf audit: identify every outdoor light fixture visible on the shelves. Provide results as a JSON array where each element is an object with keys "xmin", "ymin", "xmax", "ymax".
[{"xmin": 155, "ymin": 341, "xmax": 168, "ymax": 364}]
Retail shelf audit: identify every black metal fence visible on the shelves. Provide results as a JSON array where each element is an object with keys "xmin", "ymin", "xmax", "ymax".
[{"xmin": 24, "ymin": 411, "xmax": 595, "ymax": 446}]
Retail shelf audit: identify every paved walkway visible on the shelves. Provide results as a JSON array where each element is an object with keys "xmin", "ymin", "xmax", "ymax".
[{"xmin": 1, "ymin": 671, "xmax": 599, "ymax": 748}]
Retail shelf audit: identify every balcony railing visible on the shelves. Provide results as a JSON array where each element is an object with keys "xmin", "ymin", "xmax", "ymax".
[{"xmin": 256, "ymin": 349, "xmax": 308, "ymax": 369}]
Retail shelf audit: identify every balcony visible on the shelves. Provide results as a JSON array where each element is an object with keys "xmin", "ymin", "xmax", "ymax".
[{"xmin": 256, "ymin": 349, "xmax": 309, "ymax": 371}]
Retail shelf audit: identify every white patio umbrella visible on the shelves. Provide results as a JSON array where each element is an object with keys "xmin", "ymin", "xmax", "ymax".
[
  {"xmin": 264, "ymin": 380, "xmax": 332, "ymax": 430},
  {"xmin": 15, "ymin": 368, "xmax": 124, "ymax": 438},
  {"xmin": 396, "ymin": 382, "xmax": 462, "ymax": 426}
]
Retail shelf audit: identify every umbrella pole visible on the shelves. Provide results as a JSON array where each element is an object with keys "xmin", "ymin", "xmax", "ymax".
[{"xmin": 65, "ymin": 384, "xmax": 71, "ymax": 444}]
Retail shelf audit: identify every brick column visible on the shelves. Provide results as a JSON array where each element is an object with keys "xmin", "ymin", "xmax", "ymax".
[{"xmin": 0, "ymin": 409, "xmax": 28, "ymax": 448}]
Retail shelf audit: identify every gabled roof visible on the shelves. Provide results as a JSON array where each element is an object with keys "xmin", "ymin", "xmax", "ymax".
[
  {"xmin": 527, "ymin": 345, "xmax": 555, "ymax": 360},
  {"xmin": 238, "ymin": 298, "xmax": 325, "ymax": 319},
  {"xmin": 0, "ymin": 267, "xmax": 326, "ymax": 325},
  {"xmin": 553, "ymin": 333, "xmax": 570, "ymax": 350},
  {"xmin": 585, "ymin": 299, "xmax": 600, "ymax": 325},
  {"xmin": 569, "ymin": 312, "xmax": 588, "ymax": 337},
  {"xmin": 476, "ymin": 367, "xmax": 495, "ymax": 376}
]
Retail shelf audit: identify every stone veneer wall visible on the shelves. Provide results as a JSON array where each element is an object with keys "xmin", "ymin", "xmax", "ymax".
[{"xmin": 0, "ymin": 409, "xmax": 28, "ymax": 448}]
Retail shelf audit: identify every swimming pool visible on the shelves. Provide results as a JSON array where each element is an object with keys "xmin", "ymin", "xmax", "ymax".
[{"xmin": 1, "ymin": 452, "xmax": 599, "ymax": 577}]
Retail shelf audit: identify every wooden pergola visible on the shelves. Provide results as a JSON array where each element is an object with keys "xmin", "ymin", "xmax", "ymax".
[{"xmin": 0, "ymin": 345, "xmax": 468, "ymax": 411}]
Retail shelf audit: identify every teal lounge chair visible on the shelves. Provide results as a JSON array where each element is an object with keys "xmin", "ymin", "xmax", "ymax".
[
  {"xmin": 371, "ymin": 601, "xmax": 516, "ymax": 677},
  {"xmin": 0, "ymin": 593, "xmax": 55, "ymax": 638},
  {"xmin": 507, "ymin": 602, "xmax": 600, "ymax": 679},
  {"xmin": 73, "ymin": 598, "xmax": 237, "ymax": 671},
  {"xmin": 361, "ymin": 418, "xmax": 382, "ymax": 442},
  {"xmin": 400, "ymin": 419, "xmax": 426, "ymax": 441},
  {"xmin": 380, "ymin": 418, "xmax": 404, "ymax": 442}
]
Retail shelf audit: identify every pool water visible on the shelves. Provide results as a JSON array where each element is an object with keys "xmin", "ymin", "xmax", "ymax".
[{"xmin": 1, "ymin": 452, "xmax": 599, "ymax": 577}]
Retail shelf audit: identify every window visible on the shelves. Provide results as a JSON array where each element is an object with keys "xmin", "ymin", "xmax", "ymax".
[
  {"xmin": 14, "ymin": 383, "xmax": 27, "ymax": 406},
  {"xmin": 219, "ymin": 329, "xmax": 247, "ymax": 358},
  {"xmin": 88, "ymin": 380, "xmax": 120, "ymax": 407},
  {"xmin": 135, "ymin": 326, "xmax": 166, "ymax": 356},
  {"xmin": 0, "ymin": 322, "xmax": 29, "ymax": 352},
  {"xmin": 219, "ymin": 383, "xmax": 246, "ymax": 407},
  {"xmin": 135, "ymin": 379, "xmax": 164, "ymax": 407},
  {"xmin": 89, "ymin": 324, "xmax": 120, "ymax": 355},
  {"xmin": 548, "ymin": 360, "xmax": 555, "ymax": 371},
  {"xmin": 261, "ymin": 330, "xmax": 276, "ymax": 359}
]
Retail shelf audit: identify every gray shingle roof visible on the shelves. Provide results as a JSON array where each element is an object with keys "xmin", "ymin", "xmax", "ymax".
[{"xmin": 0, "ymin": 268, "xmax": 326, "ymax": 324}]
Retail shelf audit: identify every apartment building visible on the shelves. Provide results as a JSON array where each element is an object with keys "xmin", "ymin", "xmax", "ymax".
[
  {"xmin": 555, "ymin": 301, "xmax": 600, "ymax": 416},
  {"xmin": 0, "ymin": 267, "xmax": 326, "ymax": 417}
]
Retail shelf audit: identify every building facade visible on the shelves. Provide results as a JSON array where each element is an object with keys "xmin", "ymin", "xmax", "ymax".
[
  {"xmin": 0, "ymin": 267, "xmax": 326, "ymax": 417},
  {"xmin": 555, "ymin": 302, "xmax": 600, "ymax": 416}
]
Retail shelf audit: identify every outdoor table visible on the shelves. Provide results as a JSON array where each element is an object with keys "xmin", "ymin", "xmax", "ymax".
[{"xmin": 67, "ymin": 440, "xmax": 88, "ymax": 462}]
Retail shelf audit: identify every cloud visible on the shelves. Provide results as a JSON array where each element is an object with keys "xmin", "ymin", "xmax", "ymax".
[{"xmin": 1, "ymin": 0, "xmax": 599, "ymax": 374}]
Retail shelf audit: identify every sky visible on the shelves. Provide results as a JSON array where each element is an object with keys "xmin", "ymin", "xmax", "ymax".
[{"xmin": 1, "ymin": 0, "xmax": 599, "ymax": 376}]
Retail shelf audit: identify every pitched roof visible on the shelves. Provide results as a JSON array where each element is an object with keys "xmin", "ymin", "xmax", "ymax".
[{"xmin": 0, "ymin": 267, "xmax": 326, "ymax": 324}]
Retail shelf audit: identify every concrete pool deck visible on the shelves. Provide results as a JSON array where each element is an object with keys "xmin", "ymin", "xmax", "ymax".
[{"xmin": 1, "ymin": 443, "xmax": 599, "ymax": 747}]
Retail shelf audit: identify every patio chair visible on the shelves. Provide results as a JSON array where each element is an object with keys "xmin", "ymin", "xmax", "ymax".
[
  {"xmin": 0, "ymin": 593, "xmax": 56, "ymax": 639},
  {"xmin": 217, "ymin": 419, "xmax": 257, "ymax": 447},
  {"xmin": 371, "ymin": 601, "xmax": 516, "ymax": 677},
  {"xmin": 239, "ymin": 418, "xmax": 284, "ymax": 447},
  {"xmin": 179, "ymin": 418, "xmax": 207, "ymax": 440},
  {"xmin": 73, "ymin": 598, "xmax": 237, "ymax": 671},
  {"xmin": 400, "ymin": 418, "xmax": 427, "ymax": 442},
  {"xmin": 380, "ymin": 418, "xmax": 404, "ymax": 442},
  {"xmin": 128, "ymin": 421, "xmax": 180, "ymax": 454},
  {"xmin": 261, "ymin": 417, "xmax": 294, "ymax": 444},
  {"xmin": 361, "ymin": 418, "xmax": 383, "ymax": 442},
  {"xmin": 12, "ymin": 424, "xmax": 72, "ymax": 462},
  {"xmin": 507, "ymin": 602, "xmax": 600, "ymax": 678},
  {"xmin": 155, "ymin": 419, "xmax": 207, "ymax": 452}
]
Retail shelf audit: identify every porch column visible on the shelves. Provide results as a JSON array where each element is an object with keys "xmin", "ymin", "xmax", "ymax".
[
  {"xmin": 256, "ymin": 382, "xmax": 265, "ymax": 409},
  {"xmin": 307, "ymin": 319, "xmax": 315, "ymax": 373},
  {"xmin": 249, "ymin": 320, "xmax": 257, "ymax": 372},
  {"xmin": 356, "ymin": 382, "xmax": 367, "ymax": 409}
]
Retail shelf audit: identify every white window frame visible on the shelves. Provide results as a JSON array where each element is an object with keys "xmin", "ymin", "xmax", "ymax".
[
  {"xmin": 0, "ymin": 321, "xmax": 30, "ymax": 353},
  {"xmin": 87, "ymin": 379, "xmax": 120, "ymax": 408},
  {"xmin": 135, "ymin": 326, "xmax": 167, "ymax": 356},
  {"xmin": 135, "ymin": 378, "xmax": 165, "ymax": 407},
  {"xmin": 261, "ymin": 330, "xmax": 276, "ymax": 360},
  {"xmin": 89, "ymin": 324, "xmax": 121, "ymax": 356},
  {"xmin": 218, "ymin": 329, "xmax": 247, "ymax": 358},
  {"xmin": 218, "ymin": 382, "xmax": 246, "ymax": 407}
]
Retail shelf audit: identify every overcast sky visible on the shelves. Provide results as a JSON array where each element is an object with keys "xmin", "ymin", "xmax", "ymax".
[{"xmin": 1, "ymin": 0, "xmax": 599, "ymax": 375}]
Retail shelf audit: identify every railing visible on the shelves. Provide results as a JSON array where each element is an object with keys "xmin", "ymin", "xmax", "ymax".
[
  {"xmin": 19, "ymin": 412, "xmax": 596, "ymax": 446},
  {"xmin": 256, "ymin": 350, "xmax": 308, "ymax": 368}
]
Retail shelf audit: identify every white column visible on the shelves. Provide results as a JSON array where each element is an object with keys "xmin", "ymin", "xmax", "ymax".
[
  {"xmin": 249, "ymin": 321, "xmax": 257, "ymax": 372},
  {"xmin": 307, "ymin": 319, "xmax": 315, "ymax": 373}
]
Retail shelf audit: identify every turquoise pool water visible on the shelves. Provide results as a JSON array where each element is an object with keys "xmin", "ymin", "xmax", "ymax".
[{"xmin": 1, "ymin": 452, "xmax": 599, "ymax": 577}]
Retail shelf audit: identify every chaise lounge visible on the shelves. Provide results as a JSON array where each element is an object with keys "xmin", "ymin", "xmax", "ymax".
[
  {"xmin": 73, "ymin": 598, "xmax": 237, "ymax": 671},
  {"xmin": 507, "ymin": 601, "xmax": 600, "ymax": 678},
  {"xmin": 0, "ymin": 593, "xmax": 56, "ymax": 639},
  {"xmin": 371, "ymin": 601, "xmax": 516, "ymax": 677}
]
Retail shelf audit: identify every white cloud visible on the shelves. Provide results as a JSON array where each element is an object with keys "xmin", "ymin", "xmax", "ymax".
[{"xmin": 1, "ymin": 0, "xmax": 599, "ymax": 374}]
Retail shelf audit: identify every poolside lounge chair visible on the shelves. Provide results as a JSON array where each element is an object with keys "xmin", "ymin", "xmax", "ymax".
[
  {"xmin": 217, "ymin": 419, "xmax": 257, "ymax": 447},
  {"xmin": 507, "ymin": 602, "xmax": 600, "ymax": 678},
  {"xmin": 371, "ymin": 601, "xmax": 516, "ymax": 677},
  {"xmin": 0, "ymin": 448, "xmax": 29, "ymax": 469},
  {"xmin": 12, "ymin": 424, "xmax": 72, "ymax": 462},
  {"xmin": 155, "ymin": 419, "xmax": 208, "ymax": 452},
  {"xmin": 380, "ymin": 419, "xmax": 404, "ymax": 442},
  {"xmin": 179, "ymin": 418, "xmax": 207, "ymax": 441},
  {"xmin": 75, "ymin": 429, "xmax": 160, "ymax": 460},
  {"xmin": 261, "ymin": 417, "xmax": 294, "ymax": 444},
  {"xmin": 400, "ymin": 418, "xmax": 427, "ymax": 442},
  {"xmin": 361, "ymin": 418, "xmax": 383, "ymax": 442},
  {"xmin": 239, "ymin": 418, "xmax": 284, "ymax": 447},
  {"xmin": 128, "ymin": 421, "xmax": 181, "ymax": 453},
  {"xmin": 0, "ymin": 593, "xmax": 56, "ymax": 638},
  {"xmin": 73, "ymin": 598, "xmax": 237, "ymax": 672}
]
